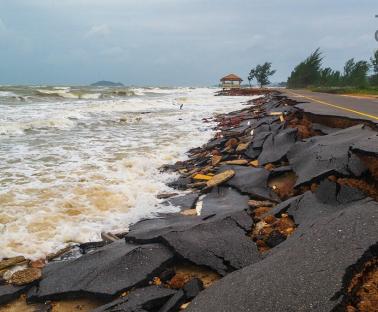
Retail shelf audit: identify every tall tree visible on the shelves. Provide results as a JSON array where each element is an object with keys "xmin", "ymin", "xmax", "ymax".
[
  {"xmin": 248, "ymin": 62, "xmax": 276, "ymax": 88},
  {"xmin": 287, "ymin": 48, "xmax": 323, "ymax": 88},
  {"xmin": 343, "ymin": 58, "xmax": 370, "ymax": 88},
  {"xmin": 370, "ymin": 49, "xmax": 378, "ymax": 86}
]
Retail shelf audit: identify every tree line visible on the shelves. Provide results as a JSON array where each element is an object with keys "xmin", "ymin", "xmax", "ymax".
[{"xmin": 287, "ymin": 48, "xmax": 378, "ymax": 89}]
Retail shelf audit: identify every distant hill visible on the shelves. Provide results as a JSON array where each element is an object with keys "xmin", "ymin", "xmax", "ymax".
[{"xmin": 90, "ymin": 81, "xmax": 124, "ymax": 87}]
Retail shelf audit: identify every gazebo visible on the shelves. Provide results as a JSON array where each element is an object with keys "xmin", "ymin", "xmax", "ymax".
[{"xmin": 220, "ymin": 74, "xmax": 243, "ymax": 89}]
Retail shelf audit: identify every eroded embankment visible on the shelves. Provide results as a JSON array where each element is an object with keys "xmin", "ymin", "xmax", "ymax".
[{"xmin": 0, "ymin": 91, "xmax": 377, "ymax": 312}]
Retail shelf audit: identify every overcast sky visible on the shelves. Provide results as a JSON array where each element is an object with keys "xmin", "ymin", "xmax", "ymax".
[{"xmin": 0, "ymin": 0, "xmax": 377, "ymax": 85}]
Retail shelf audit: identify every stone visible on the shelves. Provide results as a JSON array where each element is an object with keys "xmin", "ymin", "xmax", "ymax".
[
  {"xmin": 193, "ymin": 174, "xmax": 212, "ymax": 181},
  {"xmin": 10, "ymin": 268, "xmax": 41, "ymax": 286},
  {"xmin": 28, "ymin": 241, "xmax": 175, "ymax": 302},
  {"xmin": 211, "ymin": 155, "xmax": 222, "ymax": 166},
  {"xmin": 265, "ymin": 230, "xmax": 286, "ymax": 248},
  {"xmin": 92, "ymin": 286, "xmax": 177, "ymax": 312},
  {"xmin": 186, "ymin": 200, "xmax": 378, "ymax": 312},
  {"xmin": 0, "ymin": 256, "xmax": 26, "ymax": 271},
  {"xmin": 183, "ymin": 278, "xmax": 204, "ymax": 300},
  {"xmin": 206, "ymin": 170, "xmax": 235, "ymax": 188},
  {"xmin": 248, "ymin": 199, "xmax": 274, "ymax": 208},
  {"xmin": 222, "ymin": 159, "xmax": 249, "ymax": 165}
]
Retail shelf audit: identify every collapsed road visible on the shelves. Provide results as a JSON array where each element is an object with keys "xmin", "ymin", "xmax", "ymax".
[{"xmin": 0, "ymin": 90, "xmax": 377, "ymax": 312}]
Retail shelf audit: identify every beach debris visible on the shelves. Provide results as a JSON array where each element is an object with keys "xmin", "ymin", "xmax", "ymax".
[
  {"xmin": 101, "ymin": 232, "xmax": 119, "ymax": 243},
  {"xmin": 0, "ymin": 257, "xmax": 26, "ymax": 271},
  {"xmin": 248, "ymin": 200, "xmax": 274, "ymax": 208},
  {"xmin": 211, "ymin": 155, "xmax": 222, "ymax": 166},
  {"xmin": 250, "ymin": 160, "xmax": 259, "ymax": 167},
  {"xmin": 222, "ymin": 159, "xmax": 249, "ymax": 166},
  {"xmin": 181, "ymin": 209, "xmax": 197, "ymax": 216},
  {"xmin": 10, "ymin": 268, "xmax": 41, "ymax": 286},
  {"xmin": 206, "ymin": 170, "xmax": 235, "ymax": 188},
  {"xmin": 159, "ymin": 290, "xmax": 186, "ymax": 312},
  {"xmin": 193, "ymin": 174, "xmax": 212, "ymax": 181},
  {"xmin": 157, "ymin": 193, "xmax": 179, "ymax": 199},
  {"xmin": 236, "ymin": 142, "xmax": 250, "ymax": 152}
]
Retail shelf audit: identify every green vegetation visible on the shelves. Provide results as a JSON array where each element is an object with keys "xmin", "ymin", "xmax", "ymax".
[
  {"xmin": 248, "ymin": 62, "xmax": 276, "ymax": 88},
  {"xmin": 287, "ymin": 49, "xmax": 378, "ymax": 93}
]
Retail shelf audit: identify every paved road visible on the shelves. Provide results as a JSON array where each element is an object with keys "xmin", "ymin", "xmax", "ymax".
[{"xmin": 281, "ymin": 89, "xmax": 378, "ymax": 124}]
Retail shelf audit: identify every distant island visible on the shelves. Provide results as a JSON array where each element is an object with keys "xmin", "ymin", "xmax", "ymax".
[{"xmin": 90, "ymin": 80, "xmax": 124, "ymax": 87}]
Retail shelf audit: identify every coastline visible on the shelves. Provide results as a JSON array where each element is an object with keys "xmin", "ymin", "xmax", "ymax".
[{"xmin": 0, "ymin": 89, "xmax": 377, "ymax": 312}]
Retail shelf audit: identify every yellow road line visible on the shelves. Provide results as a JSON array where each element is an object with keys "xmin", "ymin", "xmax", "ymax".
[{"xmin": 286, "ymin": 90, "xmax": 378, "ymax": 121}]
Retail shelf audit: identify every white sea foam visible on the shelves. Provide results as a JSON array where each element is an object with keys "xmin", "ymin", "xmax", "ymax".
[{"xmin": 0, "ymin": 87, "xmax": 259, "ymax": 260}]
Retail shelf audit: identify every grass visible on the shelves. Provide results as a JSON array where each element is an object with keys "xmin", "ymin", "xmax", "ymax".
[{"xmin": 309, "ymin": 86, "xmax": 378, "ymax": 96}]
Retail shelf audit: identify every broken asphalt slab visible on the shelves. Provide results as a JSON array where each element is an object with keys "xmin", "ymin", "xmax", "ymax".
[
  {"xmin": 0, "ymin": 284, "xmax": 31, "ymax": 305},
  {"xmin": 126, "ymin": 210, "xmax": 258, "ymax": 276},
  {"xmin": 186, "ymin": 199, "xmax": 378, "ymax": 312},
  {"xmin": 27, "ymin": 241, "xmax": 174, "ymax": 302},
  {"xmin": 219, "ymin": 165, "xmax": 279, "ymax": 201},
  {"xmin": 287, "ymin": 124, "xmax": 374, "ymax": 186},
  {"xmin": 92, "ymin": 286, "xmax": 177, "ymax": 312},
  {"xmin": 200, "ymin": 186, "xmax": 249, "ymax": 216}
]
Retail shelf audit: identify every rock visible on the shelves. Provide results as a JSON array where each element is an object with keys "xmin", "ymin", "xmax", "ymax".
[
  {"xmin": 158, "ymin": 290, "xmax": 186, "ymax": 312},
  {"xmin": 211, "ymin": 155, "xmax": 222, "ymax": 166},
  {"xmin": 0, "ymin": 256, "xmax": 26, "ymax": 270},
  {"xmin": 258, "ymin": 128, "xmax": 297, "ymax": 165},
  {"xmin": 265, "ymin": 230, "xmax": 286, "ymax": 248},
  {"xmin": 168, "ymin": 177, "xmax": 192, "ymax": 190},
  {"xmin": 183, "ymin": 278, "xmax": 204, "ymax": 300},
  {"xmin": 220, "ymin": 165, "xmax": 279, "ymax": 201},
  {"xmin": 247, "ymin": 199, "xmax": 274, "ymax": 208},
  {"xmin": 163, "ymin": 193, "xmax": 199, "ymax": 211},
  {"xmin": 193, "ymin": 174, "xmax": 212, "ymax": 181},
  {"xmin": 287, "ymin": 125, "xmax": 374, "ymax": 186},
  {"xmin": 200, "ymin": 187, "xmax": 249, "ymax": 216},
  {"xmin": 10, "ymin": 268, "xmax": 41, "ymax": 286},
  {"xmin": 186, "ymin": 200, "xmax": 378, "ymax": 312},
  {"xmin": 206, "ymin": 170, "xmax": 235, "ymax": 188},
  {"xmin": 222, "ymin": 159, "xmax": 249, "ymax": 165},
  {"xmin": 28, "ymin": 241, "xmax": 175, "ymax": 302},
  {"xmin": 0, "ymin": 284, "xmax": 30, "ymax": 305},
  {"xmin": 160, "ymin": 211, "xmax": 259, "ymax": 276},
  {"xmin": 236, "ymin": 142, "xmax": 250, "ymax": 152},
  {"xmin": 92, "ymin": 286, "xmax": 177, "ymax": 312},
  {"xmin": 249, "ymin": 159, "xmax": 259, "ymax": 167},
  {"xmin": 181, "ymin": 209, "xmax": 198, "ymax": 216}
]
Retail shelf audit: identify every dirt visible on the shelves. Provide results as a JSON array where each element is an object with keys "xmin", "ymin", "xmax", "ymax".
[
  {"xmin": 337, "ymin": 178, "xmax": 378, "ymax": 201},
  {"xmin": 167, "ymin": 263, "xmax": 220, "ymax": 289},
  {"xmin": 344, "ymin": 258, "xmax": 378, "ymax": 312},
  {"xmin": 286, "ymin": 113, "xmax": 317, "ymax": 139},
  {"xmin": 0, "ymin": 295, "xmax": 103, "ymax": 312},
  {"xmin": 356, "ymin": 153, "xmax": 378, "ymax": 180},
  {"xmin": 268, "ymin": 171, "xmax": 298, "ymax": 200},
  {"xmin": 251, "ymin": 213, "xmax": 296, "ymax": 253}
]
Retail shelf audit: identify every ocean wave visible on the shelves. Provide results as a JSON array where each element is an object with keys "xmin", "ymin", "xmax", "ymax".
[{"xmin": 0, "ymin": 91, "xmax": 18, "ymax": 97}]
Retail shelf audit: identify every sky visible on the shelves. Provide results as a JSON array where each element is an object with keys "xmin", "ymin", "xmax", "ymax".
[{"xmin": 0, "ymin": 0, "xmax": 377, "ymax": 86}]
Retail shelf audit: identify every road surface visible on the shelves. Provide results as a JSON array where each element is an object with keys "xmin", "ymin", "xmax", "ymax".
[{"xmin": 281, "ymin": 89, "xmax": 378, "ymax": 124}]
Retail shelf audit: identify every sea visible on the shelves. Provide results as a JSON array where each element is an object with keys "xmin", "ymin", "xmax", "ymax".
[{"xmin": 0, "ymin": 85, "xmax": 256, "ymax": 260}]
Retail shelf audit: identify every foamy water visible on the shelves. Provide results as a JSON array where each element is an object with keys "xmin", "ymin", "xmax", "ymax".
[{"xmin": 0, "ymin": 86, "xmax": 257, "ymax": 260}]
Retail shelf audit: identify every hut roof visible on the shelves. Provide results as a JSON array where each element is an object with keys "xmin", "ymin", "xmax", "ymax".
[{"xmin": 220, "ymin": 74, "xmax": 243, "ymax": 82}]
